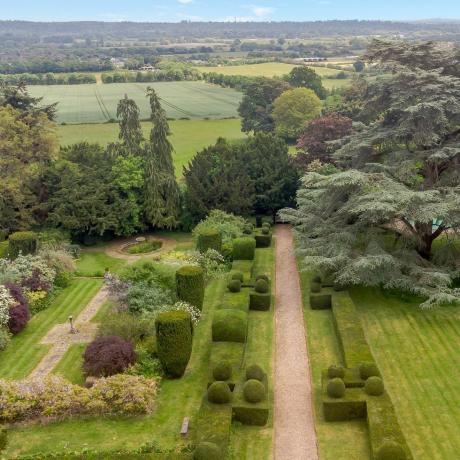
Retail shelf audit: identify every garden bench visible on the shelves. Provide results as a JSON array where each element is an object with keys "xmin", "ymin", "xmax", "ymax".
[{"xmin": 180, "ymin": 417, "xmax": 190, "ymax": 437}]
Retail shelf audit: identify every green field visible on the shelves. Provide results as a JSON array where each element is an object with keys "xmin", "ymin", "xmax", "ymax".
[
  {"xmin": 29, "ymin": 81, "xmax": 242, "ymax": 124},
  {"xmin": 58, "ymin": 118, "xmax": 246, "ymax": 176}
]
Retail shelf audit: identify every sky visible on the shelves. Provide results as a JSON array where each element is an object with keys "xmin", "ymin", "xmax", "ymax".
[{"xmin": 2, "ymin": 0, "xmax": 460, "ymax": 23}]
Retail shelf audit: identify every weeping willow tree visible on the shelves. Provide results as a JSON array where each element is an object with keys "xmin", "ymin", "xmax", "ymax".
[
  {"xmin": 143, "ymin": 87, "xmax": 180, "ymax": 228},
  {"xmin": 282, "ymin": 40, "xmax": 460, "ymax": 308}
]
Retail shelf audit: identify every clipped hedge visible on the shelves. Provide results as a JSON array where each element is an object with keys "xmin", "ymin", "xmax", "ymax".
[
  {"xmin": 359, "ymin": 362, "xmax": 380, "ymax": 380},
  {"xmin": 231, "ymin": 272, "xmax": 244, "ymax": 283},
  {"xmin": 0, "ymin": 425, "xmax": 6, "ymax": 453},
  {"xmin": 8, "ymin": 231, "xmax": 38, "ymax": 259},
  {"xmin": 207, "ymin": 382, "xmax": 232, "ymax": 404},
  {"xmin": 327, "ymin": 365, "xmax": 345, "ymax": 379},
  {"xmin": 255, "ymin": 234, "xmax": 272, "ymax": 248},
  {"xmin": 310, "ymin": 294, "xmax": 332, "ymax": 310},
  {"xmin": 243, "ymin": 379, "xmax": 266, "ymax": 403},
  {"xmin": 176, "ymin": 265, "xmax": 205, "ymax": 310},
  {"xmin": 375, "ymin": 441, "xmax": 406, "ymax": 460},
  {"xmin": 250, "ymin": 292, "xmax": 271, "ymax": 311},
  {"xmin": 227, "ymin": 279, "xmax": 241, "ymax": 293},
  {"xmin": 327, "ymin": 378, "xmax": 346, "ymax": 398},
  {"xmin": 212, "ymin": 309, "xmax": 247, "ymax": 343},
  {"xmin": 246, "ymin": 364, "xmax": 265, "ymax": 382},
  {"xmin": 156, "ymin": 311, "xmax": 193, "ymax": 377},
  {"xmin": 213, "ymin": 361, "xmax": 232, "ymax": 381},
  {"xmin": 310, "ymin": 281, "xmax": 322, "ymax": 293},
  {"xmin": 232, "ymin": 237, "xmax": 256, "ymax": 261},
  {"xmin": 254, "ymin": 279, "xmax": 269, "ymax": 294},
  {"xmin": 194, "ymin": 441, "xmax": 221, "ymax": 460},
  {"xmin": 197, "ymin": 229, "xmax": 222, "ymax": 254}
]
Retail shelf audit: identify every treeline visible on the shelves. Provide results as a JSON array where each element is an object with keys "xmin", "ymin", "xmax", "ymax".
[
  {"xmin": 202, "ymin": 72, "xmax": 257, "ymax": 92},
  {"xmin": 0, "ymin": 73, "xmax": 96, "ymax": 85},
  {"xmin": 0, "ymin": 59, "xmax": 112, "ymax": 75}
]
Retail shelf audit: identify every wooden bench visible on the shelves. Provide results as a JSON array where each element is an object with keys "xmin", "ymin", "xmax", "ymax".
[{"xmin": 180, "ymin": 417, "xmax": 190, "ymax": 437}]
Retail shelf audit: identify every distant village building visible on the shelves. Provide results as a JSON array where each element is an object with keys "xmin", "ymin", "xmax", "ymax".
[
  {"xmin": 138, "ymin": 64, "xmax": 158, "ymax": 72},
  {"xmin": 110, "ymin": 58, "xmax": 125, "ymax": 69}
]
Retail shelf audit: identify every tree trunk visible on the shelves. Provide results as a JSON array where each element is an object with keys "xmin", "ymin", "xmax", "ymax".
[{"xmin": 415, "ymin": 222, "xmax": 434, "ymax": 260}]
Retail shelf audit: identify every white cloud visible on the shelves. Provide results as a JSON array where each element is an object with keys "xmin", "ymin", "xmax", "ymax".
[
  {"xmin": 178, "ymin": 0, "xmax": 193, "ymax": 4},
  {"xmin": 251, "ymin": 6, "xmax": 274, "ymax": 17}
]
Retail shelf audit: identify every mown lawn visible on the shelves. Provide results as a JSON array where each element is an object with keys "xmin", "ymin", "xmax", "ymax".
[
  {"xmin": 75, "ymin": 252, "xmax": 126, "ymax": 277},
  {"xmin": 52, "ymin": 343, "xmax": 87, "ymax": 386},
  {"xmin": 0, "ymin": 279, "xmax": 102, "ymax": 380},
  {"xmin": 352, "ymin": 287, "xmax": 460, "ymax": 460},
  {"xmin": 58, "ymin": 118, "xmax": 245, "ymax": 177},
  {"xmin": 4, "ymin": 246, "xmax": 275, "ymax": 458}
]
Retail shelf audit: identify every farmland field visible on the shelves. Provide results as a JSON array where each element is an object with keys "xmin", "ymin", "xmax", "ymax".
[
  {"xmin": 29, "ymin": 81, "xmax": 242, "ymax": 124},
  {"xmin": 58, "ymin": 118, "xmax": 246, "ymax": 176}
]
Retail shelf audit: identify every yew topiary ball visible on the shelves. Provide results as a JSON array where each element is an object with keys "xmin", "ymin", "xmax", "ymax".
[
  {"xmin": 359, "ymin": 362, "xmax": 380, "ymax": 380},
  {"xmin": 213, "ymin": 361, "xmax": 232, "ymax": 381},
  {"xmin": 365, "ymin": 376, "xmax": 384, "ymax": 396},
  {"xmin": 375, "ymin": 441, "xmax": 406, "ymax": 460},
  {"xmin": 243, "ymin": 379, "xmax": 266, "ymax": 403},
  {"xmin": 327, "ymin": 378, "xmax": 345, "ymax": 398},
  {"xmin": 261, "ymin": 227, "xmax": 270, "ymax": 235},
  {"xmin": 327, "ymin": 365, "xmax": 345, "ymax": 379},
  {"xmin": 227, "ymin": 279, "xmax": 241, "ymax": 293},
  {"xmin": 254, "ymin": 279, "xmax": 269, "ymax": 294},
  {"xmin": 246, "ymin": 364, "xmax": 265, "ymax": 382},
  {"xmin": 207, "ymin": 381, "xmax": 232, "ymax": 404},
  {"xmin": 231, "ymin": 272, "xmax": 244, "ymax": 283},
  {"xmin": 256, "ymin": 274, "xmax": 269, "ymax": 283},
  {"xmin": 194, "ymin": 441, "xmax": 221, "ymax": 460}
]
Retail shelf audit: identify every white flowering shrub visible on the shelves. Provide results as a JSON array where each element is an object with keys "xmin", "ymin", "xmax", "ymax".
[
  {"xmin": 0, "ymin": 286, "xmax": 13, "ymax": 328},
  {"xmin": 165, "ymin": 301, "xmax": 202, "ymax": 326},
  {"xmin": 0, "ymin": 254, "xmax": 56, "ymax": 286},
  {"xmin": 187, "ymin": 249, "xmax": 228, "ymax": 279}
]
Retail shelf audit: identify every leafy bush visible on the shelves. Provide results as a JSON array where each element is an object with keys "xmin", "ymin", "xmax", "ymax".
[
  {"xmin": 249, "ymin": 292, "xmax": 271, "ymax": 311},
  {"xmin": 243, "ymin": 224, "xmax": 254, "ymax": 235},
  {"xmin": 212, "ymin": 309, "xmax": 247, "ymax": 343},
  {"xmin": 54, "ymin": 271, "xmax": 73, "ymax": 288},
  {"xmin": 327, "ymin": 378, "xmax": 346, "ymax": 398},
  {"xmin": 8, "ymin": 304, "xmax": 30, "ymax": 334},
  {"xmin": 167, "ymin": 301, "xmax": 202, "ymax": 326},
  {"xmin": 261, "ymin": 227, "xmax": 270, "ymax": 235},
  {"xmin": 213, "ymin": 362, "xmax": 232, "ymax": 381},
  {"xmin": 327, "ymin": 365, "xmax": 345, "ymax": 379},
  {"xmin": 25, "ymin": 289, "xmax": 49, "ymax": 314},
  {"xmin": 193, "ymin": 210, "xmax": 246, "ymax": 244},
  {"xmin": 0, "ymin": 328, "xmax": 10, "ymax": 351},
  {"xmin": 120, "ymin": 260, "xmax": 175, "ymax": 291},
  {"xmin": 0, "ymin": 254, "xmax": 56, "ymax": 288},
  {"xmin": 8, "ymin": 231, "xmax": 38, "ymax": 258},
  {"xmin": 227, "ymin": 279, "xmax": 241, "ymax": 293},
  {"xmin": 256, "ymin": 274, "xmax": 269, "ymax": 283},
  {"xmin": 365, "ymin": 376, "xmax": 384, "ymax": 396},
  {"xmin": 310, "ymin": 281, "xmax": 321, "ymax": 293},
  {"xmin": 0, "ymin": 374, "xmax": 158, "ymax": 423},
  {"xmin": 156, "ymin": 310, "xmax": 193, "ymax": 378},
  {"xmin": 187, "ymin": 249, "xmax": 227, "ymax": 279},
  {"xmin": 207, "ymin": 381, "xmax": 232, "ymax": 404},
  {"xmin": 126, "ymin": 240, "xmax": 162, "ymax": 254},
  {"xmin": 97, "ymin": 312, "xmax": 153, "ymax": 344},
  {"xmin": 375, "ymin": 441, "xmax": 406, "ymax": 460},
  {"xmin": 83, "ymin": 336, "xmax": 136, "ymax": 377},
  {"xmin": 125, "ymin": 346, "xmax": 163, "ymax": 379},
  {"xmin": 125, "ymin": 281, "xmax": 174, "ymax": 315},
  {"xmin": 0, "ymin": 425, "xmax": 6, "ymax": 452},
  {"xmin": 38, "ymin": 248, "xmax": 76, "ymax": 275},
  {"xmin": 232, "ymin": 237, "xmax": 256, "ymax": 261},
  {"xmin": 176, "ymin": 265, "xmax": 205, "ymax": 310},
  {"xmin": 255, "ymin": 234, "xmax": 272, "ymax": 248},
  {"xmin": 197, "ymin": 229, "xmax": 222, "ymax": 254},
  {"xmin": 194, "ymin": 441, "xmax": 221, "ymax": 460},
  {"xmin": 246, "ymin": 364, "xmax": 265, "ymax": 382},
  {"xmin": 231, "ymin": 272, "xmax": 244, "ymax": 283},
  {"xmin": 0, "ymin": 286, "xmax": 13, "ymax": 328},
  {"xmin": 309, "ymin": 294, "xmax": 332, "ymax": 310},
  {"xmin": 243, "ymin": 379, "xmax": 266, "ymax": 403},
  {"xmin": 359, "ymin": 362, "xmax": 380, "ymax": 380},
  {"xmin": 254, "ymin": 279, "xmax": 269, "ymax": 294},
  {"xmin": 22, "ymin": 268, "xmax": 51, "ymax": 293}
]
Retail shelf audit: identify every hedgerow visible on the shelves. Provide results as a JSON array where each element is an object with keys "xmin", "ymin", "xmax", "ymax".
[
  {"xmin": 232, "ymin": 237, "xmax": 256, "ymax": 261},
  {"xmin": 212, "ymin": 309, "xmax": 247, "ymax": 343},
  {"xmin": 8, "ymin": 231, "xmax": 38, "ymax": 259},
  {"xmin": 197, "ymin": 229, "xmax": 222, "ymax": 254},
  {"xmin": 176, "ymin": 265, "xmax": 205, "ymax": 310}
]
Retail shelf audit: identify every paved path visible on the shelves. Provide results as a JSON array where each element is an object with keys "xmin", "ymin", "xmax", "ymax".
[
  {"xmin": 274, "ymin": 225, "xmax": 319, "ymax": 460},
  {"xmin": 28, "ymin": 287, "xmax": 108, "ymax": 379}
]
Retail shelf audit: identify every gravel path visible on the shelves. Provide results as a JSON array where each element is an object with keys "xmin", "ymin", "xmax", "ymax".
[{"xmin": 274, "ymin": 225, "xmax": 319, "ymax": 460}]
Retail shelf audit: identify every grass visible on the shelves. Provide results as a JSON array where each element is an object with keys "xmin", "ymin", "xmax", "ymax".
[
  {"xmin": 58, "ymin": 118, "xmax": 246, "ymax": 177},
  {"xmin": 29, "ymin": 81, "xmax": 242, "ymax": 124},
  {"xmin": 351, "ymin": 287, "xmax": 460, "ymax": 460},
  {"xmin": 297, "ymin": 265, "xmax": 370, "ymax": 460},
  {"xmin": 0, "ymin": 279, "xmax": 102, "ymax": 380},
  {"xmin": 52, "ymin": 343, "xmax": 87, "ymax": 386},
  {"xmin": 75, "ymin": 252, "xmax": 127, "ymax": 277},
  {"xmin": 4, "ymin": 244, "xmax": 275, "ymax": 459}
]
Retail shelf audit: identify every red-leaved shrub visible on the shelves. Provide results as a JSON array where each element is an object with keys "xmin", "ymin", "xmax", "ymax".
[
  {"xmin": 83, "ymin": 336, "xmax": 136, "ymax": 377},
  {"xmin": 8, "ymin": 304, "xmax": 30, "ymax": 334},
  {"xmin": 4, "ymin": 282, "xmax": 27, "ymax": 307}
]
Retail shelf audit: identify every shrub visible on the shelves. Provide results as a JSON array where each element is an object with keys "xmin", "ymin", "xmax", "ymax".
[
  {"xmin": 365, "ymin": 376, "xmax": 384, "ymax": 396},
  {"xmin": 255, "ymin": 234, "xmax": 272, "ymax": 248},
  {"xmin": 187, "ymin": 249, "xmax": 227, "ymax": 279},
  {"xmin": 232, "ymin": 237, "xmax": 256, "ymax": 261},
  {"xmin": 121, "ymin": 260, "xmax": 175, "ymax": 291},
  {"xmin": 8, "ymin": 303, "xmax": 30, "ymax": 334},
  {"xmin": 227, "ymin": 279, "xmax": 241, "ymax": 293},
  {"xmin": 126, "ymin": 240, "xmax": 162, "ymax": 254},
  {"xmin": 4, "ymin": 282, "xmax": 27, "ymax": 307},
  {"xmin": 193, "ymin": 210, "xmax": 246, "ymax": 244},
  {"xmin": 0, "ymin": 286, "xmax": 13, "ymax": 328},
  {"xmin": 22, "ymin": 268, "xmax": 51, "ymax": 293},
  {"xmin": 97, "ymin": 312, "xmax": 153, "ymax": 343},
  {"xmin": 254, "ymin": 279, "xmax": 269, "ymax": 294},
  {"xmin": 207, "ymin": 381, "xmax": 232, "ymax": 404},
  {"xmin": 375, "ymin": 441, "xmax": 406, "ymax": 460},
  {"xmin": 327, "ymin": 378, "xmax": 345, "ymax": 398},
  {"xmin": 126, "ymin": 281, "xmax": 174, "ymax": 315},
  {"xmin": 197, "ymin": 229, "xmax": 222, "ymax": 254},
  {"xmin": 243, "ymin": 224, "xmax": 253, "ymax": 235},
  {"xmin": 213, "ymin": 361, "xmax": 232, "ymax": 381},
  {"xmin": 359, "ymin": 362, "xmax": 380, "ymax": 380},
  {"xmin": 83, "ymin": 336, "xmax": 136, "ymax": 377},
  {"xmin": 256, "ymin": 274, "xmax": 269, "ymax": 283},
  {"xmin": 243, "ymin": 379, "xmax": 266, "ymax": 403},
  {"xmin": 176, "ymin": 265, "xmax": 205, "ymax": 310},
  {"xmin": 261, "ymin": 227, "xmax": 270, "ymax": 235},
  {"xmin": 327, "ymin": 365, "xmax": 345, "ymax": 379},
  {"xmin": 212, "ymin": 309, "xmax": 247, "ymax": 343},
  {"xmin": 309, "ymin": 294, "xmax": 332, "ymax": 310},
  {"xmin": 249, "ymin": 292, "xmax": 271, "ymax": 311},
  {"xmin": 0, "ymin": 425, "xmax": 6, "ymax": 452},
  {"xmin": 246, "ymin": 364, "xmax": 265, "ymax": 382},
  {"xmin": 194, "ymin": 441, "xmax": 221, "ymax": 460},
  {"xmin": 8, "ymin": 231, "xmax": 38, "ymax": 258},
  {"xmin": 156, "ymin": 310, "xmax": 193, "ymax": 378},
  {"xmin": 54, "ymin": 271, "xmax": 73, "ymax": 288},
  {"xmin": 310, "ymin": 281, "xmax": 321, "ymax": 293},
  {"xmin": 0, "ymin": 328, "xmax": 10, "ymax": 351},
  {"xmin": 231, "ymin": 272, "xmax": 244, "ymax": 282}
]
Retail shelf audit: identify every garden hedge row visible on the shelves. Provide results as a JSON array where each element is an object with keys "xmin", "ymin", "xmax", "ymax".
[
  {"xmin": 176, "ymin": 265, "xmax": 205, "ymax": 310},
  {"xmin": 197, "ymin": 229, "xmax": 222, "ymax": 254},
  {"xmin": 212, "ymin": 309, "xmax": 247, "ymax": 343},
  {"xmin": 8, "ymin": 231, "xmax": 38, "ymax": 259},
  {"xmin": 232, "ymin": 237, "xmax": 256, "ymax": 261}
]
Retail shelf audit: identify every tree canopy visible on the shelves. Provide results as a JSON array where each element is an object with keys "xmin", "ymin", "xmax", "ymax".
[{"xmin": 287, "ymin": 66, "xmax": 327, "ymax": 99}]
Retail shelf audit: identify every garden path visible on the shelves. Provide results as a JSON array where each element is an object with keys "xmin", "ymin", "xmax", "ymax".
[
  {"xmin": 274, "ymin": 225, "xmax": 319, "ymax": 460},
  {"xmin": 28, "ymin": 287, "xmax": 108, "ymax": 379}
]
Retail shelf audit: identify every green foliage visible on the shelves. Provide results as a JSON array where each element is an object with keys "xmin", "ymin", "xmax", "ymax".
[
  {"xmin": 249, "ymin": 292, "xmax": 271, "ymax": 311},
  {"xmin": 287, "ymin": 66, "xmax": 327, "ymax": 99},
  {"xmin": 310, "ymin": 281, "xmax": 321, "ymax": 293},
  {"xmin": 261, "ymin": 227, "xmax": 270, "ymax": 235},
  {"xmin": 254, "ymin": 279, "xmax": 269, "ymax": 294},
  {"xmin": 125, "ymin": 240, "xmax": 162, "ymax": 254},
  {"xmin": 194, "ymin": 441, "xmax": 221, "ymax": 460},
  {"xmin": 212, "ymin": 309, "xmax": 247, "ymax": 343},
  {"xmin": 245, "ymin": 364, "xmax": 265, "ymax": 382},
  {"xmin": 365, "ymin": 376, "xmax": 384, "ymax": 396},
  {"xmin": 125, "ymin": 282, "xmax": 174, "ymax": 315},
  {"xmin": 0, "ymin": 425, "xmax": 6, "ymax": 452},
  {"xmin": 255, "ymin": 234, "xmax": 272, "ymax": 248},
  {"xmin": 327, "ymin": 378, "xmax": 346, "ymax": 398},
  {"xmin": 213, "ymin": 361, "xmax": 232, "ymax": 381},
  {"xmin": 310, "ymin": 294, "xmax": 332, "ymax": 310},
  {"xmin": 8, "ymin": 231, "xmax": 38, "ymax": 259},
  {"xmin": 227, "ymin": 279, "xmax": 241, "ymax": 293},
  {"xmin": 156, "ymin": 310, "xmax": 193, "ymax": 377},
  {"xmin": 327, "ymin": 365, "xmax": 345, "ymax": 379},
  {"xmin": 197, "ymin": 229, "xmax": 222, "ymax": 254},
  {"xmin": 176, "ymin": 265, "xmax": 205, "ymax": 310},
  {"xmin": 97, "ymin": 312, "xmax": 153, "ymax": 344},
  {"xmin": 359, "ymin": 362, "xmax": 380, "ymax": 381},
  {"xmin": 121, "ymin": 259, "xmax": 175, "ymax": 291},
  {"xmin": 375, "ymin": 441, "xmax": 406, "ymax": 460},
  {"xmin": 243, "ymin": 379, "xmax": 266, "ymax": 403},
  {"xmin": 207, "ymin": 382, "xmax": 232, "ymax": 404},
  {"xmin": 272, "ymin": 87, "xmax": 322, "ymax": 139},
  {"xmin": 232, "ymin": 237, "xmax": 256, "ymax": 261},
  {"xmin": 231, "ymin": 272, "xmax": 244, "ymax": 283},
  {"xmin": 255, "ymin": 274, "xmax": 269, "ymax": 283}
]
